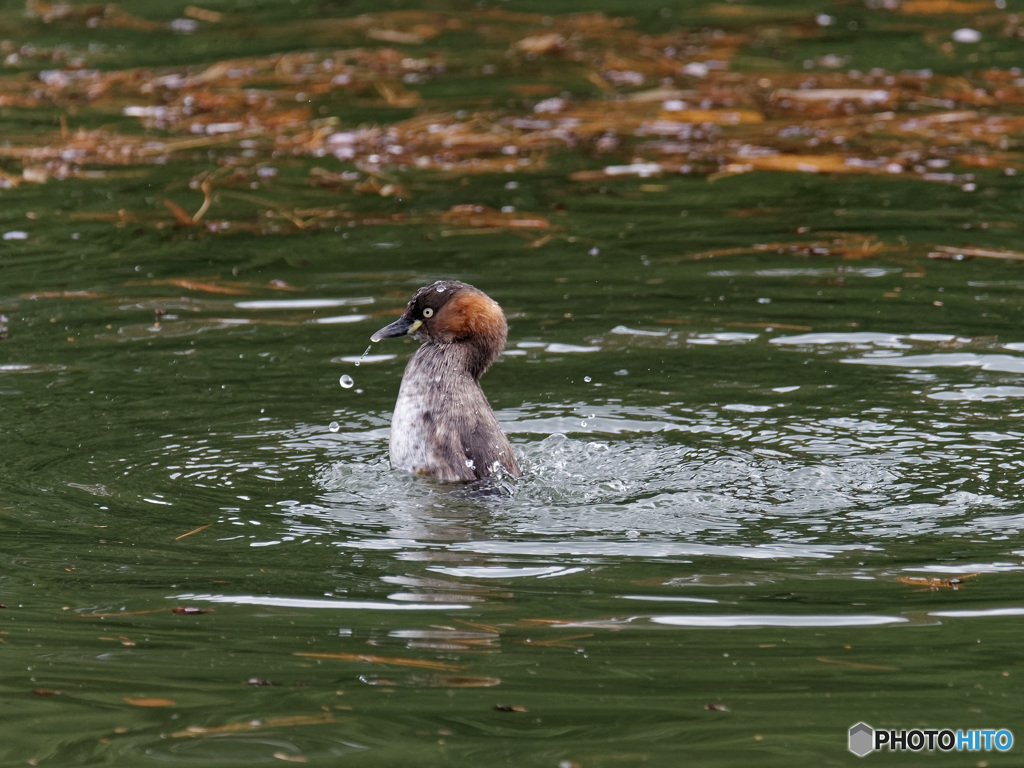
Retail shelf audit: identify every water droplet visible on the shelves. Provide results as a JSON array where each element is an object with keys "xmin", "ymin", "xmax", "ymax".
[
  {"xmin": 583, "ymin": 376, "xmax": 592, "ymax": 383},
  {"xmin": 465, "ymin": 459, "xmax": 475, "ymax": 469},
  {"xmin": 339, "ymin": 374, "xmax": 354, "ymax": 389},
  {"xmin": 580, "ymin": 420, "xmax": 588, "ymax": 428},
  {"xmin": 328, "ymin": 421, "xmax": 340, "ymax": 433},
  {"xmin": 354, "ymin": 344, "xmax": 372, "ymax": 366}
]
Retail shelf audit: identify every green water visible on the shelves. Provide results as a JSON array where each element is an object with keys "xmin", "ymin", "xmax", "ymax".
[{"xmin": 3, "ymin": 1, "xmax": 1024, "ymax": 766}]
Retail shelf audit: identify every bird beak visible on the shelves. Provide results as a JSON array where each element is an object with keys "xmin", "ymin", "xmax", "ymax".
[{"xmin": 371, "ymin": 314, "xmax": 421, "ymax": 342}]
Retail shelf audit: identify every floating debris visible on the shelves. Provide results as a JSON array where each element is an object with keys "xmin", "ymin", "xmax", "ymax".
[
  {"xmin": 124, "ymin": 697, "xmax": 176, "ymax": 707},
  {"xmin": 172, "ymin": 712, "xmax": 341, "ymax": 738},
  {"xmin": 295, "ymin": 651, "xmax": 465, "ymax": 671},
  {"xmin": 175, "ymin": 523, "xmax": 214, "ymax": 540},
  {"xmin": 0, "ymin": 6, "xmax": 1020, "ymax": 237},
  {"xmin": 894, "ymin": 572, "xmax": 981, "ymax": 590},
  {"xmin": 494, "ymin": 703, "xmax": 528, "ymax": 712}
]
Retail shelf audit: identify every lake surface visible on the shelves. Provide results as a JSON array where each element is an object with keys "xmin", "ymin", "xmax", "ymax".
[{"xmin": 2, "ymin": 1, "xmax": 1024, "ymax": 766}]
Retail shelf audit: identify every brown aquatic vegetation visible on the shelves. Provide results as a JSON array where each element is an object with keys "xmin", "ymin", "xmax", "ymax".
[
  {"xmin": 929, "ymin": 245, "xmax": 1024, "ymax": 261},
  {"xmin": 25, "ymin": 1, "xmax": 163, "ymax": 30},
  {"xmin": 172, "ymin": 712, "xmax": 341, "ymax": 738},
  {"xmin": 1, "ymin": 4, "xmax": 1022, "ymax": 235},
  {"xmin": 174, "ymin": 522, "xmax": 215, "ymax": 539},
  {"xmin": 894, "ymin": 572, "xmax": 982, "ymax": 590},
  {"xmin": 896, "ymin": 0, "xmax": 995, "ymax": 13},
  {"xmin": 439, "ymin": 204, "xmax": 550, "ymax": 231},
  {"xmin": 294, "ymin": 650, "xmax": 465, "ymax": 671},
  {"xmin": 815, "ymin": 657, "xmax": 898, "ymax": 671},
  {"xmin": 123, "ymin": 697, "xmax": 176, "ymax": 707},
  {"xmin": 79, "ymin": 606, "xmax": 213, "ymax": 617}
]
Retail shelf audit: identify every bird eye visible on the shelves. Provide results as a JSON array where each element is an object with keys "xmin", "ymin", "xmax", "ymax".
[{"xmin": 422, "ymin": 307, "xmax": 434, "ymax": 318}]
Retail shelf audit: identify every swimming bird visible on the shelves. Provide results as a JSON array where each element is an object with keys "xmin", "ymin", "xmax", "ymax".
[{"xmin": 371, "ymin": 280, "xmax": 522, "ymax": 482}]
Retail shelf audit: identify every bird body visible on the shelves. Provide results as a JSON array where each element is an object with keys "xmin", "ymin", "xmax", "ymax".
[{"xmin": 371, "ymin": 280, "xmax": 521, "ymax": 483}]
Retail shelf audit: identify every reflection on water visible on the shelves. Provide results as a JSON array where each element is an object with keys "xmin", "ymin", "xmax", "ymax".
[
  {"xmin": 174, "ymin": 593, "xmax": 472, "ymax": 611},
  {"xmin": 650, "ymin": 614, "xmax": 907, "ymax": 627}
]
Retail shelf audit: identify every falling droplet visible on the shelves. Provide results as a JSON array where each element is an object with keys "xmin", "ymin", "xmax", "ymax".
[
  {"xmin": 339, "ymin": 374, "xmax": 354, "ymax": 389},
  {"xmin": 354, "ymin": 345, "xmax": 372, "ymax": 366},
  {"xmin": 583, "ymin": 376, "xmax": 592, "ymax": 383},
  {"xmin": 328, "ymin": 421, "xmax": 340, "ymax": 433}
]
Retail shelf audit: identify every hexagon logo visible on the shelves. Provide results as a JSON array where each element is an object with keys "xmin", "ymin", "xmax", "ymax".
[{"xmin": 849, "ymin": 722, "xmax": 874, "ymax": 757}]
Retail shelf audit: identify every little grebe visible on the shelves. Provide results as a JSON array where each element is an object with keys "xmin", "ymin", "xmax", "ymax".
[{"xmin": 371, "ymin": 280, "xmax": 522, "ymax": 483}]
